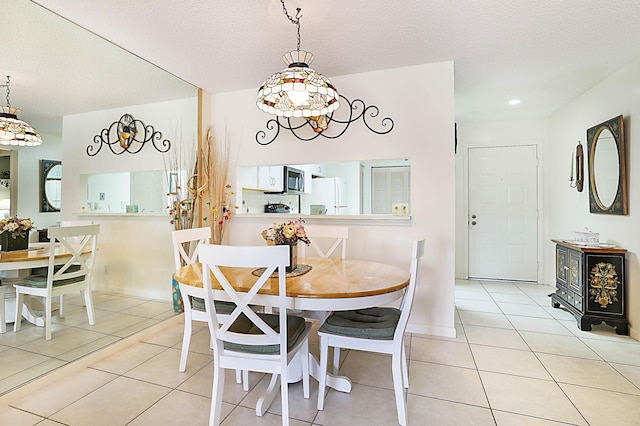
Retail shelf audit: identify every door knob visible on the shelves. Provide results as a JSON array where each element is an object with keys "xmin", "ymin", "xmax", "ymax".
[
  {"xmin": 471, "ymin": 221, "xmax": 477, "ymax": 226},
  {"xmin": 471, "ymin": 214, "xmax": 477, "ymax": 219}
]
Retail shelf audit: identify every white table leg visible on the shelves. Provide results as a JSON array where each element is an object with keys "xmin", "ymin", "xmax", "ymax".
[
  {"xmin": 308, "ymin": 352, "xmax": 352, "ymax": 393},
  {"xmin": 256, "ymin": 352, "xmax": 353, "ymax": 416},
  {"xmin": 256, "ymin": 374, "xmax": 280, "ymax": 416},
  {"xmin": 4, "ymin": 282, "xmax": 46, "ymax": 327},
  {"xmin": 285, "ymin": 350, "xmax": 352, "ymax": 392}
]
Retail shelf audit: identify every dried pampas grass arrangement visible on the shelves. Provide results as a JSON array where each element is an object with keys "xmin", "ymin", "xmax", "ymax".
[
  {"xmin": 200, "ymin": 126, "xmax": 236, "ymax": 244},
  {"xmin": 164, "ymin": 128, "xmax": 199, "ymax": 232}
]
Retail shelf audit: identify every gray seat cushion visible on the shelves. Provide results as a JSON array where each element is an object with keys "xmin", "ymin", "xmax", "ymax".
[
  {"xmin": 21, "ymin": 264, "xmax": 84, "ymax": 288},
  {"xmin": 224, "ymin": 313, "xmax": 307, "ymax": 355},
  {"xmin": 190, "ymin": 296, "xmax": 235, "ymax": 315},
  {"xmin": 319, "ymin": 307, "xmax": 401, "ymax": 340}
]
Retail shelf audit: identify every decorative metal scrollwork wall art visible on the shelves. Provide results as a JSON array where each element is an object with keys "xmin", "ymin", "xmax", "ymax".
[
  {"xmin": 255, "ymin": 94, "xmax": 394, "ymax": 145},
  {"xmin": 87, "ymin": 113, "xmax": 171, "ymax": 156}
]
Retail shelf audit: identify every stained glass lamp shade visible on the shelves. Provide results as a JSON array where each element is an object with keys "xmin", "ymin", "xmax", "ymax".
[
  {"xmin": 257, "ymin": 50, "xmax": 339, "ymax": 118},
  {"xmin": 0, "ymin": 75, "xmax": 43, "ymax": 147}
]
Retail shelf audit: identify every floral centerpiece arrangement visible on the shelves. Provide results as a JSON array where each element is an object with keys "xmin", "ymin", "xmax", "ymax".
[
  {"xmin": 0, "ymin": 216, "xmax": 33, "ymax": 252},
  {"xmin": 0, "ymin": 216, "xmax": 33, "ymax": 239},
  {"xmin": 261, "ymin": 219, "xmax": 310, "ymax": 272},
  {"xmin": 261, "ymin": 219, "xmax": 310, "ymax": 246}
]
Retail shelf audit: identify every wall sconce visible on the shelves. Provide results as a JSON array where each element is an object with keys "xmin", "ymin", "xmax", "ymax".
[
  {"xmin": 256, "ymin": 94, "xmax": 394, "ymax": 145},
  {"xmin": 86, "ymin": 113, "xmax": 171, "ymax": 156},
  {"xmin": 570, "ymin": 141, "xmax": 584, "ymax": 192}
]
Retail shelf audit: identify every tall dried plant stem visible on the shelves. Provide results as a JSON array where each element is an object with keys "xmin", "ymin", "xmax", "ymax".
[
  {"xmin": 163, "ymin": 123, "xmax": 199, "ymax": 236},
  {"xmin": 200, "ymin": 126, "xmax": 231, "ymax": 244}
]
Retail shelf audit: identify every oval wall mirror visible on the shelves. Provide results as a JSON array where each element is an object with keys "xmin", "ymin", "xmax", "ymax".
[
  {"xmin": 586, "ymin": 115, "xmax": 627, "ymax": 215},
  {"xmin": 40, "ymin": 159, "xmax": 62, "ymax": 212}
]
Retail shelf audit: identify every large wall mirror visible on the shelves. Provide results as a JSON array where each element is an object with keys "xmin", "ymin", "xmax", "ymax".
[
  {"xmin": 586, "ymin": 115, "xmax": 627, "ymax": 215},
  {"xmin": 3, "ymin": 0, "xmax": 197, "ymax": 398}
]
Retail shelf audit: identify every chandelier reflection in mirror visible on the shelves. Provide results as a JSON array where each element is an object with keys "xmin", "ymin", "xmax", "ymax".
[
  {"xmin": 0, "ymin": 76, "xmax": 43, "ymax": 146},
  {"xmin": 87, "ymin": 113, "xmax": 171, "ymax": 156},
  {"xmin": 255, "ymin": 0, "xmax": 394, "ymax": 145}
]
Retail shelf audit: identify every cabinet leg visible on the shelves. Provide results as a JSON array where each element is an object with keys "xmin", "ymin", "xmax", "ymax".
[
  {"xmin": 614, "ymin": 323, "xmax": 629, "ymax": 335},
  {"xmin": 579, "ymin": 318, "xmax": 592, "ymax": 331}
]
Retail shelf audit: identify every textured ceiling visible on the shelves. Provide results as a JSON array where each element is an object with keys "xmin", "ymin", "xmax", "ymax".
[{"xmin": 7, "ymin": 0, "xmax": 640, "ymax": 137}]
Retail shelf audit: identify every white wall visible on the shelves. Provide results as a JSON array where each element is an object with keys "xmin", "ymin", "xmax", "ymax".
[
  {"xmin": 210, "ymin": 62, "xmax": 457, "ymax": 337},
  {"xmin": 455, "ymin": 118, "xmax": 549, "ymax": 281},
  {"xmin": 547, "ymin": 57, "xmax": 640, "ymax": 338},
  {"xmin": 61, "ymin": 97, "xmax": 198, "ymax": 300}
]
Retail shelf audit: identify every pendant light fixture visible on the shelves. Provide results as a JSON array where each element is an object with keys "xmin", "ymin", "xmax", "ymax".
[
  {"xmin": 256, "ymin": 0, "xmax": 339, "ymax": 131},
  {"xmin": 0, "ymin": 76, "xmax": 43, "ymax": 146}
]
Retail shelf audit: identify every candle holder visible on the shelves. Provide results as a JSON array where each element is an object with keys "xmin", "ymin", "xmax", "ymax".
[{"xmin": 569, "ymin": 141, "xmax": 584, "ymax": 192}]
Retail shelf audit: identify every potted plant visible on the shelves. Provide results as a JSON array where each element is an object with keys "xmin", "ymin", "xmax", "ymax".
[
  {"xmin": 0, "ymin": 216, "xmax": 33, "ymax": 251},
  {"xmin": 261, "ymin": 219, "xmax": 310, "ymax": 272}
]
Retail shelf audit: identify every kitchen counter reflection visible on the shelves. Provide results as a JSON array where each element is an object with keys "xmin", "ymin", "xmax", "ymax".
[{"xmin": 233, "ymin": 213, "xmax": 412, "ymax": 225}]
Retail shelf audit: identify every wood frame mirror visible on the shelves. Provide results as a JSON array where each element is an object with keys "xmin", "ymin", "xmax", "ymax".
[{"xmin": 586, "ymin": 115, "xmax": 627, "ymax": 215}]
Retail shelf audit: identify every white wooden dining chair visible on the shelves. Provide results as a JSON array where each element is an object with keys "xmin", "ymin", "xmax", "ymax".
[
  {"xmin": 300, "ymin": 225, "xmax": 348, "ymax": 259},
  {"xmin": 316, "ymin": 238, "xmax": 425, "ymax": 426},
  {"xmin": 200, "ymin": 244, "xmax": 311, "ymax": 426},
  {"xmin": 171, "ymin": 227, "xmax": 239, "ymax": 375},
  {"xmin": 13, "ymin": 224, "xmax": 100, "ymax": 340},
  {"xmin": 300, "ymin": 225, "xmax": 349, "ymax": 373}
]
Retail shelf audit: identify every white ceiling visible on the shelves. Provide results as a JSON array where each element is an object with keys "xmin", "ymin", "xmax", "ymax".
[{"xmin": 7, "ymin": 0, "xmax": 640, "ymax": 137}]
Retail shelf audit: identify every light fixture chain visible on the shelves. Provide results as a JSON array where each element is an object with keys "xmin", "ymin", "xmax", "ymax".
[
  {"xmin": 280, "ymin": 0, "xmax": 301, "ymax": 51},
  {"xmin": 4, "ymin": 76, "xmax": 9, "ymax": 108}
]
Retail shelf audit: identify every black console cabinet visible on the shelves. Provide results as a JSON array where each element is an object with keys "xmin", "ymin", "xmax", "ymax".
[{"xmin": 551, "ymin": 240, "xmax": 628, "ymax": 335}]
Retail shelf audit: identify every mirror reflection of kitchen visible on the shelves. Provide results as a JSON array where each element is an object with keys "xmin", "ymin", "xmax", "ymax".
[
  {"xmin": 80, "ymin": 171, "xmax": 168, "ymax": 213},
  {"xmin": 239, "ymin": 158, "xmax": 411, "ymax": 215}
]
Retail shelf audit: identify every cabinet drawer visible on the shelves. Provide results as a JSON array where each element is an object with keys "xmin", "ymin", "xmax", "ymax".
[
  {"xmin": 566, "ymin": 291, "xmax": 575, "ymax": 306},
  {"xmin": 573, "ymin": 293, "xmax": 583, "ymax": 311},
  {"xmin": 556, "ymin": 285, "xmax": 567, "ymax": 300}
]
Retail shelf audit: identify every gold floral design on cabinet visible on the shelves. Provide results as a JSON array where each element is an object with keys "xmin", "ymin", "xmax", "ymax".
[{"xmin": 589, "ymin": 262, "xmax": 619, "ymax": 308}]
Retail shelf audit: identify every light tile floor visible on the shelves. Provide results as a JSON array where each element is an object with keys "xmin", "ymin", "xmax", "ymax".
[
  {"xmin": 0, "ymin": 291, "xmax": 175, "ymax": 396},
  {"xmin": 2, "ymin": 279, "xmax": 640, "ymax": 425}
]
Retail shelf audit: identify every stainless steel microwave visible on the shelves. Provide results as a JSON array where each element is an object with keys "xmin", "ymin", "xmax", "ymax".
[{"xmin": 284, "ymin": 166, "xmax": 305, "ymax": 193}]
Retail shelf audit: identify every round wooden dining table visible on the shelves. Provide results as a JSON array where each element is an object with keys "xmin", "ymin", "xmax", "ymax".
[
  {"xmin": 173, "ymin": 257, "xmax": 410, "ymax": 312},
  {"xmin": 173, "ymin": 256, "xmax": 410, "ymax": 396},
  {"xmin": 1, "ymin": 243, "xmax": 91, "ymax": 328}
]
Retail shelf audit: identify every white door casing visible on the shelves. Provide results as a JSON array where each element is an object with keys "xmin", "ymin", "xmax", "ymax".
[{"xmin": 468, "ymin": 145, "xmax": 538, "ymax": 281}]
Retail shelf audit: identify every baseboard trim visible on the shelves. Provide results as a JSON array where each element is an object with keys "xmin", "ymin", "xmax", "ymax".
[{"xmin": 407, "ymin": 323, "xmax": 456, "ymax": 338}]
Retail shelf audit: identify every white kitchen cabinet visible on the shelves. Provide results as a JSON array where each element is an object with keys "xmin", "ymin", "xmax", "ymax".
[
  {"xmin": 257, "ymin": 166, "xmax": 284, "ymax": 191},
  {"xmin": 307, "ymin": 163, "xmax": 326, "ymax": 177},
  {"xmin": 240, "ymin": 166, "xmax": 259, "ymax": 190}
]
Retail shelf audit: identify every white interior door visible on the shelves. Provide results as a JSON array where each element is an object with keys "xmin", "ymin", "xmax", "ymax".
[{"xmin": 468, "ymin": 145, "xmax": 538, "ymax": 281}]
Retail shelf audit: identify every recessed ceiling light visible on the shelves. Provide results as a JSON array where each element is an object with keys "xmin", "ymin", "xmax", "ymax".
[{"xmin": 508, "ymin": 99, "xmax": 521, "ymax": 105}]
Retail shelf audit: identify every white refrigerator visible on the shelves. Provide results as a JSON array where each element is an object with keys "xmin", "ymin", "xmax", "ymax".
[{"xmin": 310, "ymin": 177, "xmax": 347, "ymax": 215}]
